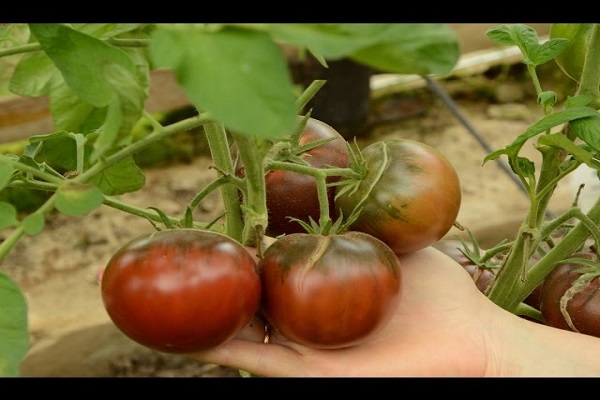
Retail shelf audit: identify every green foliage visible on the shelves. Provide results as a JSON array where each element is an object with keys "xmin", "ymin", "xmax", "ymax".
[
  {"xmin": 0, "ymin": 272, "xmax": 29, "ymax": 377},
  {"xmin": 150, "ymin": 26, "xmax": 298, "ymax": 139},
  {"xmin": 55, "ymin": 182, "xmax": 104, "ymax": 216}
]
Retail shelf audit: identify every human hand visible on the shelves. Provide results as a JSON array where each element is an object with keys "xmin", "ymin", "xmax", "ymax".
[{"xmin": 189, "ymin": 246, "xmax": 600, "ymax": 377}]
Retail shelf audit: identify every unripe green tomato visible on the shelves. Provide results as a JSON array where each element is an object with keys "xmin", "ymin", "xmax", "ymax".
[{"xmin": 550, "ymin": 23, "xmax": 594, "ymax": 82}]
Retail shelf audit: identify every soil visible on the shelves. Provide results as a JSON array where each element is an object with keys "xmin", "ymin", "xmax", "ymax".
[{"xmin": 2, "ymin": 58, "xmax": 596, "ymax": 377}]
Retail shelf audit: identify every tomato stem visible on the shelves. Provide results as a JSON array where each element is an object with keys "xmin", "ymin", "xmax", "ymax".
[
  {"xmin": 231, "ymin": 132, "xmax": 269, "ymax": 247},
  {"xmin": 203, "ymin": 122, "xmax": 245, "ymax": 241}
]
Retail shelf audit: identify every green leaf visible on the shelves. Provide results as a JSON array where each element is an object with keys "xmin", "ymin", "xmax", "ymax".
[
  {"xmin": 55, "ymin": 182, "xmax": 104, "ymax": 216},
  {"xmin": 29, "ymin": 24, "xmax": 135, "ymax": 107},
  {"xmin": 0, "ymin": 202, "xmax": 18, "ymax": 230},
  {"xmin": 0, "ymin": 272, "xmax": 29, "ymax": 377},
  {"xmin": 566, "ymin": 94, "xmax": 594, "ymax": 108},
  {"xmin": 538, "ymin": 133, "xmax": 600, "ymax": 169},
  {"xmin": 71, "ymin": 23, "xmax": 146, "ymax": 39},
  {"xmin": 486, "ymin": 24, "xmax": 539, "ymax": 48},
  {"xmin": 150, "ymin": 26, "xmax": 297, "ymax": 139},
  {"xmin": 486, "ymin": 24, "xmax": 564, "ymax": 66},
  {"xmin": 350, "ymin": 25, "xmax": 459, "ymax": 75},
  {"xmin": 91, "ymin": 96, "xmax": 123, "ymax": 162},
  {"xmin": 22, "ymin": 212, "xmax": 45, "ymax": 236},
  {"xmin": 49, "ymin": 84, "xmax": 98, "ymax": 134},
  {"xmin": 0, "ymin": 157, "xmax": 14, "ymax": 190},
  {"xmin": 530, "ymin": 38, "xmax": 569, "ymax": 65},
  {"xmin": 269, "ymin": 24, "xmax": 390, "ymax": 59},
  {"xmin": 29, "ymin": 131, "xmax": 77, "ymax": 171},
  {"xmin": 89, "ymin": 155, "xmax": 146, "ymax": 195},
  {"xmin": 27, "ymin": 24, "xmax": 148, "ymax": 154},
  {"xmin": 570, "ymin": 114, "xmax": 600, "ymax": 152},
  {"xmin": 484, "ymin": 106, "xmax": 599, "ymax": 163},
  {"xmin": 9, "ymin": 51, "xmax": 62, "ymax": 97},
  {"xmin": 270, "ymin": 24, "xmax": 459, "ymax": 75}
]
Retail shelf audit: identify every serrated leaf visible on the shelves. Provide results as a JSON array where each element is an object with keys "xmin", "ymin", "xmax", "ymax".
[
  {"xmin": 150, "ymin": 26, "xmax": 296, "ymax": 139},
  {"xmin": 484, "ymin": 106, "xmax": 599, "ymax": 163},
  {"xmin": 27, "ymin": 24, "xmax": 148, "ymax": 152},
  {"xmin": 269, "ymin": 24, "xmax": 390, "ymax": 59},
  {"xmin": 270, "ymin": 24, "xmax": 459, "ymax": 75},
  {"xmin": 351, "ymin": 25, "xmax": 459, "ymax": 75},
  {"xmin": 49, "ymin": 84, "xmax": 98, "ymax": 134},
  {"xmin": 486, "ymin": 24, "xmax": 539, "ymax": 48},
  {"xmin": 570, "ymin": 115, "xmax": 600, "ymax": 153},
  {"xmin": 55, "ymin": 182, "xmax": 104, "ymax": 216},
  {"xmin": 88, "ymin": 155, "xmax": 145, "ymax": 195},
  {"xmin": 0, "ymin": 272, "xmax": 29, "ymax": 377},
  {"xmin": 0, "ymin": 202, "xmax": 18, "ymax": 230},
  {"xmin": 9, "ymin": 51, "xmax": 61, "ymax": 97},
  {"xmin": 72, "ymin": 23, "xmax": 146, "ymax": 39},
  {"xmin": 29, "ymin": 131, "xmax": 78, "ymax": 171},
  {"xmin": 530, "ymin": 38, "xmax": 569, "ymax": 65},
  {"xmin": 486, "ymin": 24, "xmax": 557, "ymax": 66},
  {"xmin": 566, "ymin": 95, "xmax": 594, "ymax": 108},
  {"xmin": 22, "ymin": 212, "xmax": 45, "ymax": 236},
  {"xmin": 0, "ymin": 157, "xmax": 15, "ymax": 190},
  {"xmin": 29, "ymin": 24, "xmax": 134, "ymax": 107},
  {"xmin": 91, "ymin": 97, "xmax": 123, "ymax": 162},
  {"xmin": 538, "ymin": 133, "xmax": 600, "ymax": 169}
]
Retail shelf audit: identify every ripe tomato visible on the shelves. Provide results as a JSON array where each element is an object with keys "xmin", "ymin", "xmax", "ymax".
[
  {"xmin": 335, "ymin": 139, "xmax": 461, "ymax": 254},
  {"xmin": 101, "ymin": 229, "xmax": 261, "ymax": 353},
  {"xmin": 259, "ymin": 231, "xmax": 402, "ymax": 349},
  {"xmin": 539, "ymin": 252, "xmax": 600, "ymax": 337},
  {"xmin": 260, "ymin": 117, "xmax": 350, "ymax": 237},
  {"xmin": 550, "ymin": 23, "xmax": 594, "ymax": 82}
]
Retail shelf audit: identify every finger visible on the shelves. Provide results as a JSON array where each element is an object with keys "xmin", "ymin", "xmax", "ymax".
[{"xmin": 235, "ymin": 314, "xmax": 268, "ymax": 342}]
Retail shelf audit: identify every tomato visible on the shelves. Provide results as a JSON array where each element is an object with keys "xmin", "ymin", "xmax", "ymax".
[
  {"xmin": 550, "ymin": 23, "xmax": 594, "ymax": 82},
  {"xmin": 100, "ymin": 229, "xmax": 261, "ymax": 353},
  {"xmin": 239, "ymin": 117, "xmax": 350, "ymax": 237},
  {"xmin": 539, "ymin": 252, "xmax": 600, "ymax": 337},
  {"xmin": 335, "ymin": 139, "xmax": 461, "ymax": 254},
  {"xmin": 259, "ymin": 231, "xmax": 402, "ymax": 349}
]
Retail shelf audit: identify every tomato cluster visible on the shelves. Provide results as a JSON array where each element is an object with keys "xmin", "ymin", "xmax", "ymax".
[{"xmin": 101, "ymin": 118, "xmax": 465, "ymax": 352}]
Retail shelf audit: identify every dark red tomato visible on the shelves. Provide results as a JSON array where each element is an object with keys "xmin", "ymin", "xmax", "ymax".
[
  {"xmin": 101, "ymin": 229, "xmax": 261, "ymax": 353},
  {"xmin": 335, "ymin": 139, "xmax": 461, "ymax": 254},
  {"xmin": 540, "ymin": 252, "xmax": 600, "ymax": 337},
  {"xmin": 259, "ymin": 231, "xmax": 402, "ymax": 349},
  {"xmin": 262, "ymin": 117, "xmax": 350, "ymax": 236}
]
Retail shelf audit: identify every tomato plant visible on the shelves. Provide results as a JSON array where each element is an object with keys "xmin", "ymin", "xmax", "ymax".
[
  {"xmin": 258, "ymin": 231, "xmax": 402, "ymax": 349},
  {"xmin": 100, "ymin": 228, "xmax": 261, "ymax": 353},
  {"xmin": 539, "ymin": 251, "xmax": 600, "ymax": 337},
  {"xmin": 5, "ymin": 22, "xmax": 600, "ymax": 377},
  {"xmin": 0, "ymin": 23, "xmax": 462, "ymax": 374},
  {"xmin": 335, "ymin": 138, "xmax": 462, "ymax": 254}
]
